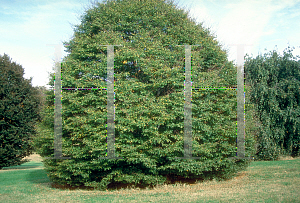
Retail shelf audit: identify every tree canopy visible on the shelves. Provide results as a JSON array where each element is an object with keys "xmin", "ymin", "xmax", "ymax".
[
  {"xmin": 0, "ymin": 53, "xmax": 42, "ymax": 169},
  {"xmin": 245, "ymin": 47, "xmax": 300, "ymax": 160},
  {"xmin": 34, "ymin": 0, "xmax": 255, "ymax": 190}
]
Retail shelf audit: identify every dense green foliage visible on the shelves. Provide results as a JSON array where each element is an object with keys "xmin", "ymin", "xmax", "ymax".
[
  {"xmin": 34, "ymin": 0, "xmax": 255, "ymax": 190},
  {"xmin": 0, "ymin": 54, "xmax": 42, "ymax": 169},
  {"xmin": 245, "ymin": 47, "xmax": 300, "ymax": 161}
]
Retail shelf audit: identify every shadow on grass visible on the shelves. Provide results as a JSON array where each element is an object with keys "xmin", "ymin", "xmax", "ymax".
[
  {"xmin": 23, "ymin": 169, "xmax": 214, "ymax": 192},
  {"xmin": 44, "ymin": 177, "xmax": 206, "ymax": 192},
  {"xmin": 1, "ymin": 161, "xmax": 44, "ymax": 171},
  {"xmin": 20, "ymin": 159, "xmax": 251, "ymax": 192},
  {"xmin": 26, "ymin": 167, "xmax": 50, "ymax": 183},
  {"xmin": 39, "ymin": 171, "xmax": 233, "ymax": 192},
  {"xmin": 21, "ymin": 156, "xmax": 300, "ymax": 193}
]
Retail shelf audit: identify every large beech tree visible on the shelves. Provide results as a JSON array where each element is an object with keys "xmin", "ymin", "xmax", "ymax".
[{"xmin": 34, "ymin": 0, "xmax": 255, "ymax": 190}]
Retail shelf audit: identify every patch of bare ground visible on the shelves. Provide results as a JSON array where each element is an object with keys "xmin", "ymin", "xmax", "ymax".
[
  {"xmin": 22, "ymin": 153, "xmax": 43, "ymax": 162},
  {"xmin": 277, "ymin": 155, "xmax": 297, "ymax": 161}
]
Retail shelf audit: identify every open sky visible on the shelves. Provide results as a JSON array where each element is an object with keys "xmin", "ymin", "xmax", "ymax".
[{"xmin": 1, "ymin": 0, "xmax": 300, "ymax": 90}]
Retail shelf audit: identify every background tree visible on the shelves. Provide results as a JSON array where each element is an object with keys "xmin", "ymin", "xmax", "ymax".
[
  {"xmin": 29, "ymin": 85, "xmax": 51, "ymax": 152},
  {"xmin": 0, "ymin": 53, "xmax": 42, "ymax": 169},
  {"xmin": 245, "ymin": 46, "xmax": 300, "ymax": 161},
  {"xmin": 35, "ymin": 0, "xmax": 255, "ymax": 190},
  {"xmin": 245, "ymin": 75, "xmax": 262, "ymax": 161},
  {"xmin": 32, "ymin": 72, "xmax": 56, "ymax": 156}
]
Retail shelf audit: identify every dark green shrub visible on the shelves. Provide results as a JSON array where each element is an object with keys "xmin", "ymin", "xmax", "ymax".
[
  {"xmin": 245, "ymin": 82, "xmax": 260, "ymax": 160},
  {"xmin": 34, "ymin": 0, "xmax": 255, "ymax": 190},
  {"xmin": 0, "ymin": 54, "xmax": 42, "ymax": 169},
  {"xmin": 245, "ymin": 46, "xmax": 300, "ymax": 161}
]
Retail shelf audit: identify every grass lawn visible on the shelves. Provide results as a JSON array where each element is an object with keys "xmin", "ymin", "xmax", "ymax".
[{"xmin": 0, "ymin": 154, "xmax": 299, "ymax": 203}]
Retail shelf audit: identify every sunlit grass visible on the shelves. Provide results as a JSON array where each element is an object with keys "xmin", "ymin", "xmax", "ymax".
[{"xmin": 0, "ymin": 153, "xmax": 299, "ymax": 202}]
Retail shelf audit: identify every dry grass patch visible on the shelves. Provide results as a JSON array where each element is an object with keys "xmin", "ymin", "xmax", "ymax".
[{"xmin": 22, "ymin": 153, "xmax": 43, "ymax": 162}]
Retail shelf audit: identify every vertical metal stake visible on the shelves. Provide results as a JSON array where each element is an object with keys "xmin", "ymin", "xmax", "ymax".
[
  {"xmin": 45, "ymin": 44, "xmax": 71, "ymax": 160},
  {"xmin": 175, "ymin": 44, "xmax": 201, "ymax": 159},
  {"xmin": 229, "ymin": 44, "xmax": 254, "ymax": 160},
  {"xmin": 99, "ymin": 45, "xmax": 123, "ymax": 160}
]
